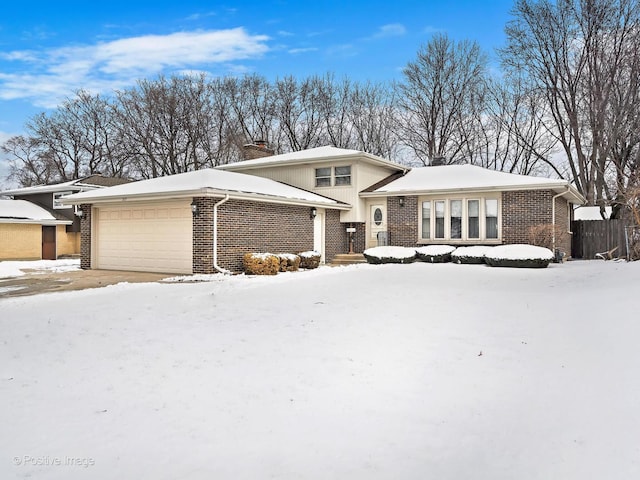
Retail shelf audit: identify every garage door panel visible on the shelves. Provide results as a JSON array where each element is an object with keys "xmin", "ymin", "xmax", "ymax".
[{"xmin": 96, "ymin": 201, "xmax": 192, "ymax": 274}]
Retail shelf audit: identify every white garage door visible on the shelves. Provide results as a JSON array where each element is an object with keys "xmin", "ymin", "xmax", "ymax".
[{"xmin": 95, "ymin": 201, "xmax": 193, "ymax": 274}]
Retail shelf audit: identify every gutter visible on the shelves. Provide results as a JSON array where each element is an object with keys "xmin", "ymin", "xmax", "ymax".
[
  {"xmin": 213, "ymin": 195, "xmax": 232, "ymax": 275},
  {"xmin": 552, "ymin": 186, "xmax": 571, "ymax": 253}
]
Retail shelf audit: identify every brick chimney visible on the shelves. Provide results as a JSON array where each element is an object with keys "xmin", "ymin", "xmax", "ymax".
[
  {"xmin": 243, "ymin": 140, "xmax": 275, "ymax": 160},
  {"xmin": 431, "ymin": 156, "xmax": 446, "ymax": 166}
]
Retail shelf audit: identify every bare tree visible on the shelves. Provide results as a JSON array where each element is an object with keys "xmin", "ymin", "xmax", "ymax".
[
  {"xmin": 396, "ymin": 33, "xmax": 488, "ymax": 165},
  {"xmin": 502, "ymin": 0, "xmax": 640, "ymax": 209}
]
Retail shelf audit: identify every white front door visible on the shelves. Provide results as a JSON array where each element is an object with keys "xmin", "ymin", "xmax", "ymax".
[
  {"xmin": 313, "ymin": 209, "xmax": 325, "ymax": 263},
  {"xmin": 370, "ymin": 204, "xmax": 387, "ymax": 246}
]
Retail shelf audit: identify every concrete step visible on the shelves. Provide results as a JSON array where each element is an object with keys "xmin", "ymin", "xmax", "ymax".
[{"xmin": 331, "ymin": 253, "xmax": 367, "ymax": 265}]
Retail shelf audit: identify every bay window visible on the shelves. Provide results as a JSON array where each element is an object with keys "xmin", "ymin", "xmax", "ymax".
[
  {"xmin": 468, "ymin": 200, "xmax": 480, "ymax": 239},
  {"xmin": 486, "ymin": 199, "xmax": 498, "ymax": 239},
  {"xmin": 419, "ymin": 196, "xmax": 500, "ymax": 242},
  {"xmin": 435, "ymin": 201, "xmax": 445, "ymax": 239},
  {"xmin": 421, "ymin": 201, "xmax": 431, "ymax": 238}
]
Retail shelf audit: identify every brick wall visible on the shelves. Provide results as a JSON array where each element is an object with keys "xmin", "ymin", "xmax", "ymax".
[
  {"xmin": 387, "ymin": 196, "xmax": 419, "ymax": 247},
  {"xmin": 215, "ymin": 199, "xmax": 316, "ymax": 273},
  {"xmin": 554, "ymin": 197, "xmax": 571, "ymax": 255},
  {"xmin": 502, "ymin": 190, "xmax": 554, "ymax": 245},
  {"xmin": 502, "ymin": 190, "xmax": 570, "ymax": 253},
  {"xmin": 80, "ymin": 204, "xmax": 92, "ymax": 269},
  {"xmin": 192, "ymin": 197, "xmax": 214, "ymax": 274},
  {"xmin": 56, "ymin": 226, "xmax": 80, "ymax": 256},
  {"xmin": 0, "ymin": 224, "xmax": 41, "ymax": 260}
]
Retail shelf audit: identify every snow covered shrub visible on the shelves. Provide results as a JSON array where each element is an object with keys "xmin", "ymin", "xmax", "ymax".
[
  {"xmin": 298, "ymin": 251, "xmax": 321, "ymax": 269},
  {"xmin": 363, "ymin": 246, "xmax": 416, "ymax": 264},
  {"xmin": 451, "ymin": 246, "xmax": 494, "ymax": 264},
  {"xmin": 484, "ymin": 244, "xmax": 554, "ymax": 268},
  {"xmin": 277, "ymin": 253, "xmax": 301, "ymax": 272},
  {"xmin": 415, "ymin": 245, "xmax": 456, "ymax": 263},
  {"xmin": 242, "ymin": 253, "xmax": 280, "ymax": 275}
]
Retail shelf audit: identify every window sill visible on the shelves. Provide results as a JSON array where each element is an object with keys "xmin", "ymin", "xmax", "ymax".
[{"xmin": 417, "ymin": 239, "xmax": 502, "ymax": 245}]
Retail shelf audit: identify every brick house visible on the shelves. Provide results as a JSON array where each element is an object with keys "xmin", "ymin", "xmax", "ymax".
[{"xmin": 63, "ymin": 145, "xmax": 584, "ymax": 274}]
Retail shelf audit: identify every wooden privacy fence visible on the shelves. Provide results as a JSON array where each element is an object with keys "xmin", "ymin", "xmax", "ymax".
[{"xmin": 571, "ymin": 219, "xmax": 628, "ymax": 259}]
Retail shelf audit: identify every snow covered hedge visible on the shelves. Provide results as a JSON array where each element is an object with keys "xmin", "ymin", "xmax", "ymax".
[
  {"xmin": 415, "ymin": 245, "xmax": 456, "ymax": 263},
  {"xmin": 298, "ymin": 251, "xmax": 321, "ymax": 269},
  {"xmin": 484, "ymin": 244, "xmax": 554, "ymax": 268},
  {"xmin": 277, "ymin": 253, "xmax": 301, "ymax": 272},
  {"xmin": 363, "ymin": 246, "xmax": 416, "ymax": 264},
  {"xmin": 451, "ymin": 246, "xmax": 493, "ymax": 264},
  {"xmin": 243, "ymin": 253, "xmax": 280, "ymax": 275}
]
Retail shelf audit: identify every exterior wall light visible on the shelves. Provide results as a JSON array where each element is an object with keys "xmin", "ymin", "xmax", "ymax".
[
  {"xmin": 191, "ymin": 200, "xmax": 199, "ymax": 216},
  {"xmin": 399, "ymin": 196, "xmax": 405, "ymax": 207},
  {"xmin": 310, "ymin": 207, "xmax": 317, "ymax": 219}
]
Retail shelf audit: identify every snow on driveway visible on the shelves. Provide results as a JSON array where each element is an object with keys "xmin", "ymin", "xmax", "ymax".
[{"xmin": 1, "ymin": 261, "xmax": 639, "ymax": 479}]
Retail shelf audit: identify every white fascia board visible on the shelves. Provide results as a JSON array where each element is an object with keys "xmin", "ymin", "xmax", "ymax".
[
  {"xmin": 63, "ymin": 188, "xmax": 352, "ymax": 210},
  {"xmin": 221, "ymin": 154, "xmax": 408, "ymax": 173},
  {"xmin": 0, "ymin": 218, "xmax": 72, "ymax": 225},
  {"xmin": 361, "ymin": 183, "xmax": 585, "ymax": 203}
]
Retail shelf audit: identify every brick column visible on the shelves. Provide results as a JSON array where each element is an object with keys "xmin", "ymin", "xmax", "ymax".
[
  {"xmin": 80, "ymin": 203, "xmax": 92, "ymax": 269},
  {"xmin": 192, "ymin": 197, "xmax": 215, "ymax": 274}
]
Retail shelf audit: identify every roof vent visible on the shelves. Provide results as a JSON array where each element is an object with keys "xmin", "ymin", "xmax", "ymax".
[{"xmin": 431, "ymin": 156, "xmax": 446, "ymax": 166}]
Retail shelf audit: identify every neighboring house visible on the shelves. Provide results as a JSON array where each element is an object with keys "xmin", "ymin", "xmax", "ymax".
[
  {"xmin": 64, "ymin": 145, "xmax": 585, "ymax": 275},
  {"xmin": 0, "ymin": 200, "xmax": 72, "ymax": 260},
  {"xmin": 0, "ymin": 175, "xmax": 131, "ymax": 260}
]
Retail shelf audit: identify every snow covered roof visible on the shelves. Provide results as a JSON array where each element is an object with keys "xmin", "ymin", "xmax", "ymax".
[
  {"xmin": 0, "ymin": 200, "xmax": 72, "ymax": 225},
  {"xmin": 0, "ymin": 175, "xmax": 130, "ymax": 196},
  {"xmin": 574, "ymin": 206, "xmax": 612, "ymax": 220},
  {"xmin": 62, "ymin": 168, "xmax": 350, "ymax": 208},
  {"xmin": 218, "ymin": 145, "xmax": 408, "ymax": 172},
  {"xmin": 362, "ymin": 164, "xmax": 585, "ymax": 203}
]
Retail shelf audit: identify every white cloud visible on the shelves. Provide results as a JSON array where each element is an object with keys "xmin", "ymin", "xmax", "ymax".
[
  {"xmin": 372, "ymin": 23, "xmax": 406, "ymax": 39},
  {"xmin": 288, "ymin": 47, "xmax": 319, "ymax": 55},
  {"xmin": 0, "ymin": 28, "xmax": 270, "ymax": 108}
]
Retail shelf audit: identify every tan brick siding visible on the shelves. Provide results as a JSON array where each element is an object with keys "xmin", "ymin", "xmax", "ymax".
[
  {"xmin": 0, "ymin": 224, "xmax": 41, "ymax": 260},
  {"xmin": 56, "ymin": 226, "xmax": 80, "ymax": 256}
]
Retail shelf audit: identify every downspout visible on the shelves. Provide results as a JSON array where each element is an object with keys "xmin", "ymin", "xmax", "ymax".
[
  {"xmin": 213, "ymin": 195, "xmax": 232, "ymax": 274},
  {"xmin": 551, "ymin": 186, "xmax": 571, "ymax": 254}
]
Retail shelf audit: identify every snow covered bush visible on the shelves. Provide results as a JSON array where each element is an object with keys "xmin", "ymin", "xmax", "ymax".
[
  {"xmin": 242, "ymin": 253, "xmax": 280, "ymax": 275},
  {"xmin": 451, "ymin": 246, "xmax": 494, "ymax": 264},
  {"xmin": 298, "ymin": 251, "xmax": 321, "ymax": 269},
  {"xmin": 277, "ymin": 253, "xmax": 301, "ymax": 272},
  {"xmin": 484, "ymin": 244, "xmax": 554, "ymax": 268},
  {"xmin": 415, "ymin": 245, "xmax": 456, "ymax": 263},
  {"xmin": 363, "ymin": 246, "xmax": 416, "ymax": 264}
]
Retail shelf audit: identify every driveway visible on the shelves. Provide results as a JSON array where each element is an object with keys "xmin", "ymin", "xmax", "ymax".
[{"xmin": 0, "ymin": 269, "xmax": 172, "ymax": 298}]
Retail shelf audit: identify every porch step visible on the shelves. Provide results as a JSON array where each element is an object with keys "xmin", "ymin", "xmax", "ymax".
[{"xmin": 331, "ymin": 253, "xmax": 367, "ymax": 266}]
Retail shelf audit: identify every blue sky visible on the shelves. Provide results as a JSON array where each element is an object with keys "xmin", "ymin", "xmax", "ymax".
[{"xmin": 0, "ymin": 0, "xmax": 514, "ymax": 138}]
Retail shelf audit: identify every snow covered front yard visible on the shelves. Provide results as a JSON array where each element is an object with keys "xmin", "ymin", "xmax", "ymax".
[{"xmin": 1, "ymin": 261, "xmax": 639, "ymax": 479}]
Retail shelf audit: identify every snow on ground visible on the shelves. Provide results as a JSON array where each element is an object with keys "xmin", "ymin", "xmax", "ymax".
[
  {"xmin": 1, "ymin": 261, "xmax": 640, "ymax": 479},
  {"xmin": 0, "ymin": 258, "xmax": 80, "ymax": 278}
]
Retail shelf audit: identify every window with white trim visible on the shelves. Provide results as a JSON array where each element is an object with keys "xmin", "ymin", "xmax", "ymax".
[
  {"xmin": 334, "ymin": 166, "xmax": 351, "ymax": 186},
  {"xmin": 314, "ymin": 165, "xmax": 351, "ymax": 187},
  {"xmin": 315, "ymin": 167, "xmax": 332, "ymax": 187},
  {"xmin": 53, "ymin": 191, "xmax": 73, "ymax": 209},
  {"xmin": 420, "ymin": 196, "xmax": 501, "ymax": 241}
]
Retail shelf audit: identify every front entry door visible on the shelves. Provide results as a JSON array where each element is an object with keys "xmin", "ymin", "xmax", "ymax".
[
  {"xmin": 370, "ymin": 204, "xmax": 387, "ymax": 246},
  {"xmin": 42, "ymin": 226, "xmax": 56, "ymax": 260}
]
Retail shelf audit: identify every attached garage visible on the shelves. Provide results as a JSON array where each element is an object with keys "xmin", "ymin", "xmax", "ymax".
[
  {"xmin": 93, "ymin": 200, "xmax": 192, "ymax": 274},
  {"xmin": 63, "ymin": 168, "xmax": 348, "ymax": 274}
]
